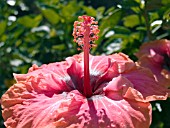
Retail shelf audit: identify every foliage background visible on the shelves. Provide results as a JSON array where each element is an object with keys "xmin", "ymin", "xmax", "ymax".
[{"xmin": 0, "ymin": 0, "xmax": 170, "ymax": 127}]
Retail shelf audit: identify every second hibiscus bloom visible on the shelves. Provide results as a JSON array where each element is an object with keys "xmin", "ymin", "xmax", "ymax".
[{"xmin": 136, "ymin": 39, "xmax": 170, "ymax": 88}]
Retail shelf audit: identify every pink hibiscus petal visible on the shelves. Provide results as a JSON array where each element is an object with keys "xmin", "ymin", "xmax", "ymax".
[
  {"xmin": 91, "ymin": 53, "xmax": 135, "ymax": 94},
  {"xmin": 138, "ymin": 55, "xmax": 170, "ymax": 88},
  {"xmin": 2, "ymin": 83, "xmax": 84, "ymax": 128},
  {"xmin": 136, "ymin": 39, "xmax": 170, "ymax": 88},
  {"xmin": 14, "ymin": 61, "xmax": 77, "ymax": 96},
  {"xmin": 136, "ymin": 39, "xmax": 170, "ymax": 58},
  {"xmin": 122, "ymin": 66, "xmax": 169, "ymax": 100},
  {"xmin": 103, "ymin": 74, "xmax": 168, "ymax": 102},
  {"xmin": 109, "ymin": 53, "xmax": 135, "ymax": 73},
  {"xmin": 89, "ymin": 55, "xmax": 111, "ymax": 90},
  {"xmin": 89, "ymin": 54, "xmax": 110, "ymax": 75},
  {"xmin": 77, "ymin": 96, "xmax": 151, "ymax": 128},
  {"xmin": 2, "ymin": 82, "xmax": 151, "ymax": 128},
  {"xmin": 14, "ymin": 61, "xmax": 69, "ymax": 82},
  {"xmin": 66, "ymin": 57, "xmax": 84, "ymax": 93},
  {"xmin": 103, "ymin": 75, "xmax": 134, "ymax": 100}
]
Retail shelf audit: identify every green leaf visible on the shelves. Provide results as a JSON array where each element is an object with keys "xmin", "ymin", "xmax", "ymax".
[
  {"xmin": 52, "ymin": 44, "xmax": 65, "ymax": 50},
  {"xmin": 41, "ymin": 8, "xmax": 60, "ymax": 24},
  {"xmin": 162, "ymin": 0, "xmax": 170, "ymax": 5},
  {"xmin": 14, "ymin": 28, "xmax": 24, "ymax": 38},
  {"xmin": 40, "ymin": 0, "xmax": 59, "ymax": 5},
  {"xmin": 130, "ymin": 32, "xmax": 140, "ymax": 40},
  {"xmin": 123, "ymin": 14, "xmax": 140, "ymax": 28},
  {"xmin": 136, "ymin": 26, "xmax": 146, "ymax": 31},
  {"xmin": 61, "ymin": 1, "xmax": 81, "ymax": 22},
  {"xmin": 18, "ymin": 15, "xmax": 42, "ymax": 28},
  {"xmin": 107, "ymin": 34, "xmax": 129, "ymax": 40},
  {"xmin": 82, "ymin": 6, "xmax": 96, "ymax": 17},
  {"xmin": 100, "ymin": 9, "xmax": 122, "ymax": 36},
  {"xmin": 0, "ymin": 21, "xmax": 7, "ymax": 35},
  {"xmin": 121, "ymin": 0, "xmax": 140, "ymax": 9},
  {"xmin": 163, "ymin": 8, "xmax": 170, "ymax": 20},
  {"xmin": 96, "ymin": 7, "xmax": 105, "ymax": 20},
  {"xmin": 104, "ymin": 7, "xmax": 115, "ymax": 15},
  {"xmin": 15, "ymin": 40, "xmax": 22, "ymax": 47},
  {"xmin": 149, "ymin": 12, "xmax": 159, "ymax": 23},
  {"xmin": 113, "ymin": 26, "xmax": 131, "ymax": 34}
]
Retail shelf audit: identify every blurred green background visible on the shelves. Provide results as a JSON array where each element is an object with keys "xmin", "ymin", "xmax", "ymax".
[{"xmin": 0, "ymin": 0, "xmax": 170, "ymax": 127}]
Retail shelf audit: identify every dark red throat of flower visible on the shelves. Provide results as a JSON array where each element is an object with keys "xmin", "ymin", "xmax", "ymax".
[{"xmin": 72, "ymin": 15, "xmax": 100, "ymax": 97}]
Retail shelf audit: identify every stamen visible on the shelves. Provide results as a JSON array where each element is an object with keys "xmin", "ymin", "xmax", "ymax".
[
  {"xmin": 72, "ymin": 15, "xmax": 99, "ymax": 97},
  {"xmin": 73, "ymin": 15, "xmax": 99, "ymax": 50}
]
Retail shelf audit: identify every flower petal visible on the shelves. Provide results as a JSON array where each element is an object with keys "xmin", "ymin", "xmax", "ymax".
[
  {"xmin": 1, "ymin": 83, "xmax": 84, "ymax": 128},
  {"xmin": 89, "ymin": 54, "xmax": 110, "ymax": 76},
  {"xmin": 138, "ymin": 55, "xmax": 170, "ymax": 88},
  {"xmin": 66, "ymin": 56, "xmax": 84, "ymax": 93},
  {"xmin": 94, "ymin": 53, "xmax": 134, "ymax": 94},
  {"xmin": 122, "ymin": 66, "xmax": 169, "ymax": 101},
  {"xmin": 136, "ymin": 39, "xmax": 170, "ymax": 58},
  {"xmin": 136, "ymin": 39, "xmax": 170, "ymax": 88},
  {"xmin": 109, "ymin": 53, "xmax": 135, "ymax": 73},
  {"xmin": 14, "ymin": 62, "xmax": 69, "ymax": 82},
  {"xmin": 14, "ymin": 62, "xmax": 77, "ymax": 96},
  {"xmin": 1, "ymin": 82, "xmax": 151, "ymax": 128}
]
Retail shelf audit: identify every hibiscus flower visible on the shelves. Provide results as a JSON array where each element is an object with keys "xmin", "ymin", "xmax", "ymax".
[
  {"xmin": 1, "ymin": 16, "xmax": 169, "ymax": 128},
  {"xmin": 136, "ymin": 39, "xmax": 170, "ymax": 88}
]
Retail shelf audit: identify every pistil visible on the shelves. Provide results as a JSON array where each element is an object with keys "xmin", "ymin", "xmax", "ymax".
[
  {"xmin": 83, "ymin": 25, "xmax": 92, "ymax": 97},
  {"xmin": 72, "ymin": 15, "xmax": 99, "ymax": 97}
]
